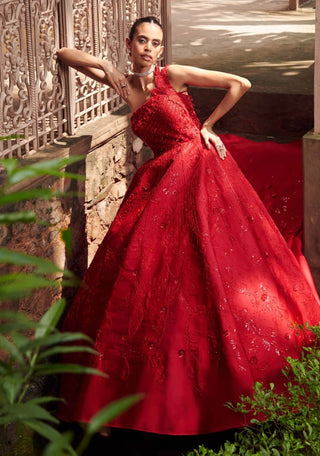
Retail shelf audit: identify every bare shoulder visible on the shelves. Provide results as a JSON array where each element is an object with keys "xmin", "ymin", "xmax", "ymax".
[
  {"xmin": 166, "ymin": 64, "xmax": 196, "ymax": 79},
  {"xmin": 166, "ymin": 64, "xmax": 195, "ymax": 92},
  {"xmin": 166, "ymin": 64, "xmax": 210, "ymax": 87}
]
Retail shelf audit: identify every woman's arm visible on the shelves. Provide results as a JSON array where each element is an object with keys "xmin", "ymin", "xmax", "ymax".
[
  {"xmin": 57, "ymin": 48, "xmax": 129, "ymax": 99},
  {"xmin": 167, "ymin": 65, "xmax": 251, "ymax": 159}
]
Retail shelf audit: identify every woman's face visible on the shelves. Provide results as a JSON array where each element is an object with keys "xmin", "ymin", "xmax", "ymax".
[{"xmin": 127, "ymin": 22, "xmax": 164, "ymax": 68}]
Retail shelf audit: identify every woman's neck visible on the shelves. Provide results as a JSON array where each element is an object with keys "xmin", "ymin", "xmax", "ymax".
[
  {"xmin": 132, "ymin": 64, "xmax": 155, "ymax": 77},
  {"xmin": 130, "ymin": 74, "xmax": 155, "ymax": 92}
]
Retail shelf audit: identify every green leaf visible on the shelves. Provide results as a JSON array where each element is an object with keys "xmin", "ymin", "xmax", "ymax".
[
  {"xmin": 60, "ymin": 229, "xmax": 73, "ymax": 256},
  {"xmin": 35, "ymin": 299, "xmax": 66, "ymax": 339},
  {"xmin": 87, "ymin": 394, "xmax": 143, "ymax": 435},
  {"xmin": 38, "ymin": 345, "xmax": 98, "ymax": 361},
  {"xmin": 22, "ymin": 332, "xmax": 92, "ymax": 351},
  {"xmin": 0, "ymin": 309, "xmax": 32, "ymax": 322},
  {"xmin": 0, "ymin": 135, "xmax": 23, "ymax": 141},
  {"xmin": 61, "ymin": 276, "xmax": 81, "ymax": 288},
  {"xmin": 0, "ymin": 391, "xmax": 10, "ymax": 407},
  {"xmin": 10, "ymin": 331, "xmax": 29, "ymax": 350},
  {"xmin": 0, "ymin": 272, "xmax": 57, "ymax": 287},
  {"xmin": 0, "ymin": 320, "xmax": 39, "ymax": 334},
  {"xmin": 0, "ymin": 188, "xmax": 56, "ymax": 205},
  {"xmin": 0, "ymin": 310, "xmax": 37, "ymax": 336},
  {"xmin": 27, "ymin": 419, "xmax": 71, "ymax": 445},
  {"xmin": 0, "ymin": 402, "xmax": 59, "ymax": 425},
  {"xmin": 0, "ymin": 248, "xmax": 69, "ymax": 275},
  {"xmin": 0, "ymin": 359, "xmax": 12, "ymax": 375},
  {"xmin": 0, "ymin": 333, "xmax": 25, "ymax": 364},
  {"xmin": 0, "ymin": 158, "xmax": 18, "ymax": 175},
  {"xmin": 0, "ymin": 273, "xmax": 58, "ymax": 300},
  {"xmin": 42, "ymin": 431, "xmax": 76, "ymax": 456},
  {"xmin": 0, "ymin": 211, "xmax": 37, "ymax": 224},
  {"xmin": 0, "ymin": 373, "xmax": 24, "ymax": 404},
  {"xmin": 28, "ymin": 396, "xmax": 62, "ymax": 406},
  {"xmin": 33, "ymin": 363, "xmax": 108, "ymax": 377},
  {"xmin": 8, "ymin": 156, "xmax": 86, "ymax": 186},
  {"xmin": 0, "ymin": 189, "xmax": 80, "ymax": 206}
]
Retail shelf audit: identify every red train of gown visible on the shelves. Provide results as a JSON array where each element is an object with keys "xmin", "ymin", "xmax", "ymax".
[{"xmin": 58, "ymin": 65, "xmax": 320, "ymax": 435}]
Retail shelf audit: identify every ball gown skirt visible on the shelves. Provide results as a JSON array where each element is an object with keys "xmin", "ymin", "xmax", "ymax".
[{"xmin": 58, "ymin": 65, "xmax": 320, "ymax": 435}]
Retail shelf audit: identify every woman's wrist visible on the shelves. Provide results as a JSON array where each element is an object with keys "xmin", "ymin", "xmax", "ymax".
[
  {"xmin": 99, "ymin": 59, "xmax": 114, "ymax": 76},
  {"xmin": 202, "ymin": 122, "xmax": 214, "ymax": 130}
]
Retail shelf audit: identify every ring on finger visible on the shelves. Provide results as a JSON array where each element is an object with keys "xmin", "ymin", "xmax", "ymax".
[{"xmin": 120, "ymin": 82, "xmax": 127, "ymax": 88}]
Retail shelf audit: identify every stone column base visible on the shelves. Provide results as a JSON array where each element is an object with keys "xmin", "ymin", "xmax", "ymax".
[
  {"xmin": 303, "ymin": 130, "xmax": 320, "ymax": 293},
  {"xmin": 289, "ymin": 0, "xmax": 299, "ymax": 10}
]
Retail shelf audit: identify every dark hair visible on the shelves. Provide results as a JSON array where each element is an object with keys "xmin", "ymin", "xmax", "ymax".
[{"xmin": 129, "ymin": 16, "xmax": 163, "ymax": 41}]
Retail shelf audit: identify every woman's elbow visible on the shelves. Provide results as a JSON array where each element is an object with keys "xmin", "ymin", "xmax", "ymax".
[
  {"xmin": 229, "ymin": 77, "xmax": 251, "ymax": 95},
  {"xmin": 239, "ymin": 77, "xmax": 251, "ymax": 91},
  {"xmin": 57, "ymin": 47, "xmax": 77, "ymax": 63},
  {"xmin": 57, "ymin": 47, "xmax": 68, "ymax": 58},
  {"xmin": 56, "ymin": 48, "xmax": 64, "ymax": 63}
]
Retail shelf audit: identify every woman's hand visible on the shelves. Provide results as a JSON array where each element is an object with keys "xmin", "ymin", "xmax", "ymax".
[
  {"xmin": 99, "ymin": 60, "xmax": 130, "ymax": 100},
  {"xmin": 200, "ymin": 125, "xmax": 227, "ymax": 160}
]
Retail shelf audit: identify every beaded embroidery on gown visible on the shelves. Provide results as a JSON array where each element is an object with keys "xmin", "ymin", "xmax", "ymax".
[{"xmin": 58, "ymin": 65, "xmax": 320, "ymax": 435}]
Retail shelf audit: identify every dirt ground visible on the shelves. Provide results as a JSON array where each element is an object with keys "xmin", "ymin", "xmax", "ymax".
[{"xmin": 171, "ymin": 0, "xmax": 316, "ymax": 94}]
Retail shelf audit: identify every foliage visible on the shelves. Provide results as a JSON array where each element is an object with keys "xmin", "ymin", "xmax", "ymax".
[
  {"xmin": 187, "ymin": 326, "xmax": 320, "ymax": 456},
  {"xmin": 0, "ymin": 301, "xmax": 142, "ymax": 456},
  {"xmin": 0, "ymin": 155, "xmax": 83, "ymax": 299},
  {"xmin": 0, "ymin": 155, "xmax": 141, "ymax": 455}
]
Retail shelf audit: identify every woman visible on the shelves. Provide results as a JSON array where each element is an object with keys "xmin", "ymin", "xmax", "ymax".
[{"xmin": 58, "ymin": 16, "xmax": 320, "ymax": 435}]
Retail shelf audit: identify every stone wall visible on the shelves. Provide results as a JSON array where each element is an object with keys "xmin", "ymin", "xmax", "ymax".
[
  {"xmin": 84, "ymin": 124, "xmax": 150, "ymax": 263},
  {"xmin": 0, "ymin": 107, "xmax": 152, "ymax": 318}
]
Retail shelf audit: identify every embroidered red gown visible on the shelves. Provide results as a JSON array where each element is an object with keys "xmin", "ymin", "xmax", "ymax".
[{"xmin": 58, "ymin": 66, "xmax": 320, "ymax": 435}]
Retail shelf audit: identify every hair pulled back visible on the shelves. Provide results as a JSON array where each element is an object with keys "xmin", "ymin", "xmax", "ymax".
[{"xmin": 129, "ymin": 16, "xmax": 163, "ymax": 41}]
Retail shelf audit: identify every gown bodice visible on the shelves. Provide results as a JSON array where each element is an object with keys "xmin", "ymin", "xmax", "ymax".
[{"xmin": 131, "ymin": 65, "xmax": 202, "ymax": 156}]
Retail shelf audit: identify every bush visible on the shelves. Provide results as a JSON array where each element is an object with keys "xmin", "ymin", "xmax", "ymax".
[
  {"xmin": 0, "ymin": 153, "xmax": 141, "ymax": 455},
  {"xmin": 187, "ymin": 325, "xmax": 320, "ymax": 456}
]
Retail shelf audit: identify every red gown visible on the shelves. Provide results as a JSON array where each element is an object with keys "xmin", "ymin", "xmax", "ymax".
[{"xmin": 59, "ymin": 65, "xmax": 320, "ymax": 435}]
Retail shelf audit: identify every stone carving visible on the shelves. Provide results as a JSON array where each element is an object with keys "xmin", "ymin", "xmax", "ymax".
[
  {"xmin": 0, "ymin": 0, "xmax": 166, "ymax": 158},
  {"xmin": 34, "ymin": 0, "xmax": 65, "ymax": 146},
  {"xmin": 0, "ymin": 0, "xmax": 64, "ymax": 157},
  {"xmin": 0, "ymin": 2, "xmax": 31, "ymax": 156}
]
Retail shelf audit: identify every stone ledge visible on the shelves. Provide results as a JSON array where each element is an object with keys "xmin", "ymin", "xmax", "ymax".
[
  {"xmin": 75, "ymin": 105, "xmax": 131, "ymax": 151},
  {"xmin": 3, "ymin": 106, "xmax": 131, "ymax": 194}
]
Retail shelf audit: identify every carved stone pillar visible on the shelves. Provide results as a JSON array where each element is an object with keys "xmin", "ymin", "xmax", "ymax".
[
  {"xmin": 289, "ymin": 0, "xmax": 299, "ymax": 9},
  {"xmin": 58, "ymin": 0, "xmax": 76, "ymax": 135},
  {"xmin": 162, "ymin": 0, "xmax": 172, "ymax": 65},
  {"xmin": 315, "ymin": 0, "xmax": 320, "ymax": 135},
  {"xmin": 303, "ymin": 0, "xmax": 320, "ymax": 293}
]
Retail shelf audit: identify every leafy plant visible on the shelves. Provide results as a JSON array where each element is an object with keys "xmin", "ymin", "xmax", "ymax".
[
  {"xmin": 0, "ymin": 155, "xmax": 83, "ymax": 299},
  {"xmin": 187, "ymin": 326, "xmax": 320, "ymax": 456},
  {"xmin": 0, "ymin": 155, "xmax": 141, "ymax": 455},
  {"xmin": 0, "ymin": 300, "xmax": 141, "ymax": 456}
]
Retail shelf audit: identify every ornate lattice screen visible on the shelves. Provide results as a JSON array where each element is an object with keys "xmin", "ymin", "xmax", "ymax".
[
  {"xmin": 0, "ymin": 0, "xmax": 171, "ymax": 158},
  {"xmin": 0, "ymin": 0, "xmax": 64, "ymax": 158}
]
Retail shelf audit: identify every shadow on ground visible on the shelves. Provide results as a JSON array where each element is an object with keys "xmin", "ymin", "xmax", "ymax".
[
  {"xmin": 172, "ymin": 0, "xmax": 316, "ymax": 94},
  {"xmin": 61, "ymin": 424, "xmax": 238, "ymax": 456}
]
